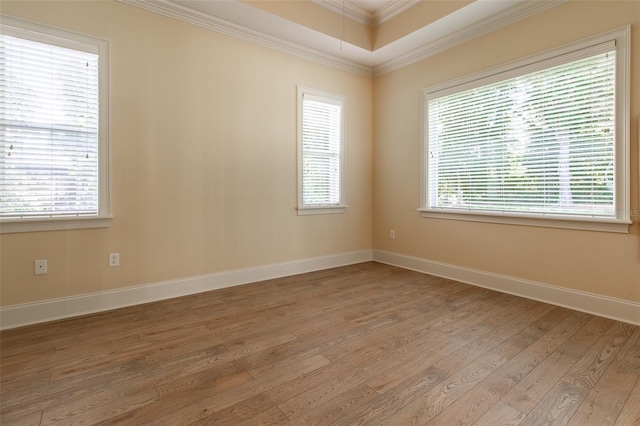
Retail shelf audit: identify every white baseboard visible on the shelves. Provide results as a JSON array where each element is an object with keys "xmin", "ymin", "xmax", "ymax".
[
  {"xmin": 4, "ymin": 248, "xmax": 637, "ymax": 330},
  {"xmin": 373, "ymin": 249, "xmax": 640, "ymax": 326},
  {"xmin": 0, "ymin": 249, "xmax": 373, "ymax": 330}
]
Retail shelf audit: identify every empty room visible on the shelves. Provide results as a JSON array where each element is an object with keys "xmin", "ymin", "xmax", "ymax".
[{"xmin": 0, "ymin": 0, "xmax": 639, "ymax": 424}]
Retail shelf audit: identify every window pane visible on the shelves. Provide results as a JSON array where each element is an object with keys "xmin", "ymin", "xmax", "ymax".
[
  {"xmin": 427, "ymin": 50, "xmax": 616, "ymax": 218},
  {"xmin": 301, "ymin": 95, "xmax": 342, "ymax": 206},
  {"xmin": 0, "ymin": 34, "xmax": 100, "ymax": 218}
]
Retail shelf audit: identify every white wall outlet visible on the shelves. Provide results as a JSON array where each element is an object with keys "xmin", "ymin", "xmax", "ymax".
[
  {"xmin": 109, "ymin": 253, "xmax": 120, "ymax": 267},
  {"xmin": 390, "ymin": 229, "xmax": 396, "ymax": 239},
  {"xmin": 34, "ymin": 259, "xmax": 47, "ymax": 275}
]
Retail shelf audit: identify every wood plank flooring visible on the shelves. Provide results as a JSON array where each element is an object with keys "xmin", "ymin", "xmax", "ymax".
[{"xmin": 1, "ymin": 262, "xmax": 638, "ymax": 425}]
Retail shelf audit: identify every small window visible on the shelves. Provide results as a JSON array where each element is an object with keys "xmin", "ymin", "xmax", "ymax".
[
  {"xmin": 0, "ymin": 17, "xmax": 110, "ymax": 233},
  {"xmin": 297, "ymin": 86, "xmax": 346, "ymax": 215},
  {"xmin": 421, "ymin": 27, "xmax": 630, "ymax": 233}
]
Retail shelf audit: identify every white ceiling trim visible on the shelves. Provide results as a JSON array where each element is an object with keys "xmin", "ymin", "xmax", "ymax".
[
  {"xmin": 118, "ymin": 0, "xmax": 565, "ymax": 78},
  {"xmin": 119, "ymin": 0, "xmax": 373, "ymax": 77},
  {"xmin": 373, "ymin": 0, "xmax": 565, "ymax": 76},
  {"xmin": 312, "ymin": 0, "xmax": 375, "ymax": 26},
  {"xmin": 313, "ymin": 0, "xmax": 420, "ymax": 27},
  {"xmin": 375, "ymin": 0, "xmax": 422, "ymax": 25}
]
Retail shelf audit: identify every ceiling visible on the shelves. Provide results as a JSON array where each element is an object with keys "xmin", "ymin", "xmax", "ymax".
[
  {"xmin": 119, "ymin": 0, "xmax": 564, "ymax": 77},
  {"xmin": 348, "ymin": 0, "xmax": 391, "ymax": 14},
  {"xmin": 312, "ymin": 0, "xmax": 422, "ymax": 26}
]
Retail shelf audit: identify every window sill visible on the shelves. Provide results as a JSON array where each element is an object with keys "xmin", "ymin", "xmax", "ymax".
[
  {"xmin": 297, "ymin": 205, "xmax": 347, "ymax": 216},
  {"xmin": 0, "ymin": 215, "xmax": 113, "ymax": 234},
  {"xmin": 418, "ymin": 209, "xmax": 631, "ymax": 234}
]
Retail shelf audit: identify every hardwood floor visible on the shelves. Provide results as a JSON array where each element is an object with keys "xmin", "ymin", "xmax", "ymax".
[{"xmin": 1, "ymin": 262, "xmax": 638, "ymax": 425}]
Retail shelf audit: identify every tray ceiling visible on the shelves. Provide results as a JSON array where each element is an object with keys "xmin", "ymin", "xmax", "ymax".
[{"xmin": 119, "ymin": 0, "xmax": 564, "ymax": 77}]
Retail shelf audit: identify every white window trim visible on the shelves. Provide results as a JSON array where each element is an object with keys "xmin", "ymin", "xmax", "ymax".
[
  {"xmin": 297, "ymin": 206, "xmax": 346, "ymax": 215},
  {"xmin": 0, "ymin": 16, "xmax": 111, "ymax": 234},
  {"xmin": 419, "ymin": 26, "xmax": 631, "ymax": 234},
  {"xmin": 296, "ymin": 86, "xmax": 347, "ymax": 215}
]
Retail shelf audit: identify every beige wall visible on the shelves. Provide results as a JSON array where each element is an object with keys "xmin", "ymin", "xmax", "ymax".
[
  {"xmin": 373, "ymin": 0, "xmax": 640, "ymax": 302},
  {"xmin": 0, "ymin": 0, "xmax": 373, "ymax": 306},
  {"xmin": 1, "ymin": 0, "xmax": 638, "ymax": 311}
]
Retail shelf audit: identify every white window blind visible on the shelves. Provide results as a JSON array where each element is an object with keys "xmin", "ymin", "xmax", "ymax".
[
  {"xmin": 1, "ymin": 31, "xmax": 100, "ymax": 219},
  {"xmin": 298, "ymin": 87, "xmax": 345, "ymax": 213},
  {"xmin": 426, "ymin": 42, "xmax": 621, "ymax": 220}
]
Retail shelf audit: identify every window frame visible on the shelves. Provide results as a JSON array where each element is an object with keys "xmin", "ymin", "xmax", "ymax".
[
  {"xmin": 297, "ymin": 86, "xmax": 347, "ymax": 215},
  {"xmin": 419, "ymin": 26, "xmax": 631, "ymax": 233},
  {"xmin": 0, "ymin": 16, "xmax": 111, "ymax": 234}
]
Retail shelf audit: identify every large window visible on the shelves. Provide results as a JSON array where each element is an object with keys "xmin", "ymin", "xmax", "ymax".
[
  {"xmin": 421, "ymin": 27, "xmax": 630, "ymax": 233},
  {"xmin": 0, "ymin": 17, "xmax": 109, "ymax": 233},
  {"xmin": 297, "ymin": 86, "xmax": 346, "ymax": 215}
]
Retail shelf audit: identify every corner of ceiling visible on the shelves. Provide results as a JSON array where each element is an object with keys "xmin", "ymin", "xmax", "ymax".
[{"xmin": 117, "ymin": 0, "xmax": 566, "ymax": 78}]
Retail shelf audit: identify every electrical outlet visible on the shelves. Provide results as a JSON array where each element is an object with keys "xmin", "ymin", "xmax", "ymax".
[
  {"xmin": 34, "ymin": 259, "xmax": 47, "ymax": 275},
  {"xmin": 109, "ymin": 253, "xmax": 120, "ymax": 267},
  {"xmin": 390, "ymin": 229, "xmax": 396, "ymax": 239}
]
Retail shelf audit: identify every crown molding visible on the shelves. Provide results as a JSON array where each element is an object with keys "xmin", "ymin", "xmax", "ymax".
[
  {"xmin": 373, "ymin": 0, "xmax": 566, "ymax": 76},
  {"xmin": 375, "ymin": 0, "xmax": 421, "ymax": 25},
  {"xmin": 117, "ymin": 0, "xmax": 565, "ymax": 79},
  {"xmin": 118, "ymin": 0, "xmax": 373, "ymax": 77},
  {"xmin": 313, "ymin": 0, "xmax": 420, "ymax": 27},
  {"xmin": 312, "ymin": 0, "xmax": 375, "ymax": 27}
]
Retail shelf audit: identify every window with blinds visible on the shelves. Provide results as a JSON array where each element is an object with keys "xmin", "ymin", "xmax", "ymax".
[
  {"xmin": 0, "ymin": 18, "xmax": 109, "ymax": 232},
  {"xmin": 297, "ymin": 87, "xmax": 346, "ymax": 214},
  {"xmin": 422, "ymin": 28, "xmax": 630, "ymax": 232}
]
